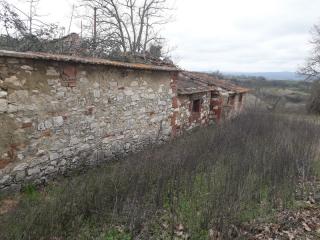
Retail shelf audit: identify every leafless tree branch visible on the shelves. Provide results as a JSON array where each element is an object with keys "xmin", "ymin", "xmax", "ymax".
[
  {"xmin": 79, "ymin": 0, "xmax": 172, "ymax": 57},
  {"xmin": 300, "ymin": 23, "xmax": 320, "ymax": 80}
]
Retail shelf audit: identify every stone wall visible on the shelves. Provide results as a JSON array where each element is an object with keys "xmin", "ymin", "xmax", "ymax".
[
  {"xmin": 176, "ymin": 92, "xmax": 211, "ymax": 132},
  {"xmin": 176, "ymin": 92, "xmax": 245, "ymax": 133},
  {"xmin": 221, "ymin": 93, "xmax": 245, "ymax": 119},
  {"xmin": 0, "ymin": 56, "xmax": 176, "ymax": 191}
]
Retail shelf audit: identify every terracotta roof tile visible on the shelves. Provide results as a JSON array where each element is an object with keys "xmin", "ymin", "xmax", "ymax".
[
  {"xmin": 177, "ymin": 71, "xmax": 251, "ymax": 95},
  {"xmin": 0, "ymin": 50, "xmax": 179, "ymax": 72}
]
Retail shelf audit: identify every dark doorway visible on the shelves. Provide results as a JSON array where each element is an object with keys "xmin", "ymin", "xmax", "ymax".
[{"xmin": 192, "ymin": 99, "xmax": 201, "ymax": 113}]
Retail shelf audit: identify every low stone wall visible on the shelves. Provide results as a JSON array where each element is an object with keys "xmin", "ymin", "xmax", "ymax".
[{"xmin": 0, "ymin": 56, "xmax": 177, "ymax": 191}]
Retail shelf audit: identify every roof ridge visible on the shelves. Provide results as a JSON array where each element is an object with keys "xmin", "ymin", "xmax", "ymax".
[{"xmin": 0, "ymin": 50, "xmax": 179, "ymax": 72}]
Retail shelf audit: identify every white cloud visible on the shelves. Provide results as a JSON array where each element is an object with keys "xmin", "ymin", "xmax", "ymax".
[
  {"xmin": 164, "ymin": 0, "xmax": 320, "ymax": 72},
  {"xmin": 8, "ymin": 0, "xmax": 320, "ymax": 72}
]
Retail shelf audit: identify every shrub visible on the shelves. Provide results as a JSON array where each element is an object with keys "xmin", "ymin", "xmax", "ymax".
[{"xmin": 307, "ymin": 80, "xmax": 320, "ymax": 114}]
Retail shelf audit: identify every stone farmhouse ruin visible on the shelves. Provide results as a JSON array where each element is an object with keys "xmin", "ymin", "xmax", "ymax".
[
  {"xmin": 175, "ymin": 71, "xmax": 249, "ymax": 134},
  {"xmin": 0, "ymin": 50, "xmax": 250, "ymax": 191}
]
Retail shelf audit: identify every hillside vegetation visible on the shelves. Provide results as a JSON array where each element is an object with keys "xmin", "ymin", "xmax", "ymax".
[
  {"xmin": 0, "ymin": 110, "xmax": 320, "ymax": 239},
  {"xmin": 232, "ymin": 78, "xmax": 312, "ymax": 114}
]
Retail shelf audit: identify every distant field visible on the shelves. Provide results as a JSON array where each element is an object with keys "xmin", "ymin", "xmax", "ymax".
[
  {"xmin": 225, "ymin": 72, "xmax": 305, "ymax": 81},
  {"xmin": 231, "ymin": 78, "xmax": 311, "ymax": 113}
]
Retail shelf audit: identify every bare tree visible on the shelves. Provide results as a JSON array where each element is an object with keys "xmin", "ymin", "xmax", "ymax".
[
  {"xmin": 300, "ymin": 23, "xmax": 320, "ymax": 80},
  {"xmin": 0, "ymin": 0, "xmax": 65, "ymax": 52},
  {"xmin": 0, "ymin": 0, "xmax": 63, "ymax": 38},
  {"xmin": 300, "ymin": 22, "xmax": 320, "ymax": 114},
  {"xmin": 79, "ymin": 0, "xmax": 171, "ymax": 57},
  {"xmin": 306, "ymin": 80, "xmax": 320, "ymax": 114},
  {"xmin": 0, "ymin": 0, "xmax": 28, "ymax": 36}
]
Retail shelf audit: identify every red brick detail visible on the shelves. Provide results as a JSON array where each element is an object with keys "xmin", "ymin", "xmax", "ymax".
[
  {"xmin": 63, "ymin": 65, "xmax": 77, "ymax": 78},
  {"xmin": 171, "ymin": 112, "xmax": 178, "ymax": 137},
  {"xmin": 171, "ymin": 113, "xmax": 176, "ymax": 126},
  {"xmin": 172, "ymin": 97, "xmax": 178, "ymax": 109},
  {"xmin": 61, "ymin": 65, "xmax": 77, "ymax": 87},
  {"xmin": 85, "ymin": 106, "xmax": 95, "ymax": 116},
  {"xmin": 21, "ymin": 122, "xmax": 33, "ymax": 129},
  {"xmin": 67, "ymin": 80, "xmax": 77, "ymax": 88},
  {"xmin": 0, "ymin": 159, "xmax": 11, "ymax": 170},
  {"xmin": 41, "ymin": 130, "xmax": 52, "ymax": 138},
  {"xmin": 7, "ymin": 143, "xmax": 25, "ymax": 162},
  {"xmin": 170, "ymin": 72, "xmax": 179, "ymax": 137},
  {"xmin": 10, "ymin": 143, "xmax": 26, "ymax": 151},
  {"xmin": 211, "ymin": 97, "xmax": 223, "ymax": 123}
]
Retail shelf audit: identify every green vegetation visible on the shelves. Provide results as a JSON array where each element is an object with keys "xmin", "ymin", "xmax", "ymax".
[
  {"xmin": 231, "ymin": 78, "xmax": 312, "ymax": 113},
  {"xmin": 103, "ymin": 228, "xmax": 131, "ymax": 240},
  {"xmin": 0, "ymin": 110, "xmax": 319, "ymax": 239}
]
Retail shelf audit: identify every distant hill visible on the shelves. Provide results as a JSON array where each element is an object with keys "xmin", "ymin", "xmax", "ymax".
[{"xmin": 224, "ymin": 72, "xmax": 305, "ymax": 81}]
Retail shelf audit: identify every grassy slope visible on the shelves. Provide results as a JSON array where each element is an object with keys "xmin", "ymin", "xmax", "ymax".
[{"xmin": 0, "ymin": 110, "xmax": 320, "ymax": 240}]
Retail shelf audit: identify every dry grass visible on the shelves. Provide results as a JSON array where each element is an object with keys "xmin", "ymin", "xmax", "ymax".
[{"xmin": 0, "ymin": 109, "xmax": 319, "ymax": 240}]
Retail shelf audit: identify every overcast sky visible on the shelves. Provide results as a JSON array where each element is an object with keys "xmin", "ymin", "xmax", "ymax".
[{"xmin": 10, "ymin": 0, "xmax": 320, "ymax": 72}]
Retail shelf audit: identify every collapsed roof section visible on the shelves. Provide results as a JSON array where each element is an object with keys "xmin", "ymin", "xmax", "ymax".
[{"xmin": 177, "ymin": 71, "xmax": 250, "ymax": 95}]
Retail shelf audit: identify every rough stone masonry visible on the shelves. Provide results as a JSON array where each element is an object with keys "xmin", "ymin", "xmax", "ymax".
[{"xmin": 0, "ymin": 51, "xmax": 179, "ymax": 191}]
